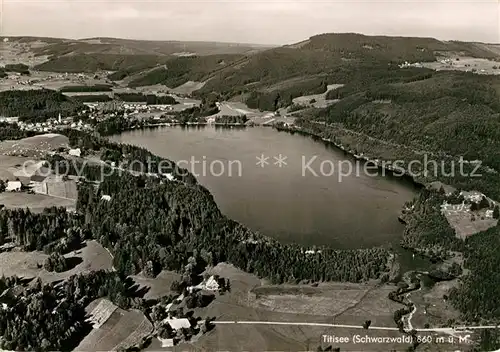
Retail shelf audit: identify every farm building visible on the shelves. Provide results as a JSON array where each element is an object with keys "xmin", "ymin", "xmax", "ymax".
[
  {"xmin": 163, "ymin": 173, "xmax": 175, "ymax": 181},
  {"xmin": 6, "ymin": 181, "xmax": 22, "ymax": 192},
  {"xmin": 204, "ymin": 275, "xmax": 220, "ymax": 291},
  {"xmin": 158, "ymin": 337, "xmax": 174, "ymax": 347},
  {"xmin": 101, "ymin": 195, "xmax": 111, "ymax": 201},
  {"xmin": 164, "ymin": 318, "xmax": 191, "ymax": 331},
  {"xmin": 30, "ymin": 175, "xmax": 77, "ymax": 199},
  {"xmin": 68, "ymin": 148, "xmax": 81, "ymax": 157}
]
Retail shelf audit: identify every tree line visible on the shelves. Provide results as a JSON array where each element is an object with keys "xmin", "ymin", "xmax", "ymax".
[
  {"xmin": 0, "ymin": 89, "xmax": 84, "ymax": 123},
  {"xmin": 0, "ymin": 270, "xmax": 144, "ymax": 351}
]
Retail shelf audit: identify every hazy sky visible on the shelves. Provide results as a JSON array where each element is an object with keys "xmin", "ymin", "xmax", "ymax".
[{"xmin": 2, "ymin": 0, "xmax": 499, "ymax": 45}]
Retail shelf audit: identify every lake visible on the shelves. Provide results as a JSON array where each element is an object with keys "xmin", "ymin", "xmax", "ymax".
[{"xmin": 111, "ymin": 126, "xmax": 419, "ymax": 250}]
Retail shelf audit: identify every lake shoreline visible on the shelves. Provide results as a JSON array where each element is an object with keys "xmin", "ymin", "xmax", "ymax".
[
  {"xmin": 112, "ymin": 124, "xmax": 420, "ymax": 261},
  {"xmin": 272, "ymin": 124, "xmax": 426, "ymax": 190}
]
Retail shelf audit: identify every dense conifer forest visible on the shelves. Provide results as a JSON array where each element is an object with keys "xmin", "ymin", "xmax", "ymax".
[{"xmin": 0, "ymin": 90, "xmax": 84, "ymax": 122}]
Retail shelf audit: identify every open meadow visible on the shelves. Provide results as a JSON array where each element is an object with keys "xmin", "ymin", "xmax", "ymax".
[
  {"xmin": 0, "ymin": 240, "xmax": 113, "ymax": 283},
  {"xmin": 142, "ymin": 263, "xmax": 416, "ymax": 351}
]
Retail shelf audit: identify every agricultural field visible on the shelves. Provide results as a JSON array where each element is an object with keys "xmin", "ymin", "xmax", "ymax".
[
  {"xmin": 76, "ymin": 298, "xmax": 153, "ymax": 352},
  {"xmin": 0, "ymin": 240, "xmax": 113, "ymax": 283},
  {"xmin": 0, "ymin": 155, "xmax": 34, "ymax": 181},
  {"xmin": 421, "ymin": 56, "xmax": 500, "ymax": 75},
  {"xmin": 251, "ymin": 283, "xmax": 400, "ymax": 327},
  {"xmin": 443, "ymin": 208, "xmax": 498, "ymax": 239},
  {"xmin": 169, "ymin": 80, "xmax": 207, "ymax": 96},
  {"xmin": 0, "ymin": 39, "xmax": 51, "ymax": 67},
  {"xmin": 291, "ymin": 83, "xmax": 344, "ymax": 108},
  {"xmin": 130, "ymin": 270, "xmax": 181, "ymax": 300},
  {"xmin": 143, "ymin": 263, "xmax": 414, "ymax": 351},
  {"xmin": 0, "ymin": 67, "xmax": 111, "ymax": 92},
  {"xmin": 0, "ymin": 192, "xmax": 76, "ymax": 212},
  {"xmin": 410, "ymin": 279, "xmax": 462, "ymax": 330},
  {"xmin": 0, "ymin": 133, "xmax": 69, "ymax": 158}
]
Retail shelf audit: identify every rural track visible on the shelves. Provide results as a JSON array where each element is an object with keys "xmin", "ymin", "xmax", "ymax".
[{"xmin": 213, "ymin": 321, "xmax": 499, "ymax": 334}]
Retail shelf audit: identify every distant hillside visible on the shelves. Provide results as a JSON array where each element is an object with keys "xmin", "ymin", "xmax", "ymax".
[
  {"xmin": 193, "ymin": 33, "xmax": 500, "ymax": 108},
  {"xmin": 4, "ymin": 35, "xmax": 267, "ymax": 79},
  {"xmin": 7, "ymin": 33, "xmax": 500, "ymax": 109},
  {"xmin": 285, "ymin": 33, "xmax": 500, "ymax": 60},
  {"xmin": 34, "ymin": 53, "xmax": 169, "ymax": 73},
  {"xmin": 1, "ymin": 36, "xmax": 271, "ymax": 57}
]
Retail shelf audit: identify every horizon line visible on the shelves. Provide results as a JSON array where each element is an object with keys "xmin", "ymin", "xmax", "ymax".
[{"xmin": 2, "ymin": 31, "xmax": 499, "ymax": 47}]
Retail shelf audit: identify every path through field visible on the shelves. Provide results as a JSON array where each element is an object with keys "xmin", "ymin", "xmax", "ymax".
[{"xmin": 214, "ymin": 320, "xmax": 499, "ymax": 335}]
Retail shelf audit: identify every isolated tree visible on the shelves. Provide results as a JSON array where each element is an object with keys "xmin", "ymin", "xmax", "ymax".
[
  {"xmin": 44, "ymin": 252, "xmax": 67, "ymax": 272},
  {"xmin": 479, "ymin": 196, "xmax": 491, "ymax": 210},
  {"xmin": 363, "ymin": 320, "xmax": 372, "ymax": 329},
  {"xmin": 170, "ymin": 280, "xmax": 183, "ymax": 294},
  {"xmin": 185, "ymin": 294, "xmax": 196, "ymax": 309},
  {"xmin": 493, "ymin": 206, "xmax": 500, "ymax": 219}
]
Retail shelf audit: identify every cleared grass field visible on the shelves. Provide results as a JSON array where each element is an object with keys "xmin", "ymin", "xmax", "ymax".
[
  {"xmin": 292, "ymin": 84, "xmax": 344, "ymax": 108},
  {"xmin": 0, "ymin": 192, "xmax": 76, "ymax": 212},
  {"xmin": 421, "ymin": 56, "xmax": 500, "ymax": 75},
  {"xmin": 0, "ymin": 240, "xmax": 113, "ymax": 283},
  {"xmin": 169, "ymin": 80, "xmax": 207, "ymax": 95},
  {"xmin": 148, "ymin": 263, "xmax": 411, "ymax": 351},
  {"xmin": 130, "ymin": 270, "xmax": 181, "ymax": 300},
  {"xmin": 0, "ymin": 134, "xmax": 69, "ymax": 158},
  {"xmin": 0, "ymin": 155, "xmax": 33, "ymax": 181},
  {"xmin": 443, "ymin": 208, "xmax": 498, "ymax": 239}
]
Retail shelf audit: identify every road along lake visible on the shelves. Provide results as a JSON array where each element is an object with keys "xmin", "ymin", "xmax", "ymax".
[{"xmin": 111, "ymin": 126, "xmax": 420, "ymax": 250}]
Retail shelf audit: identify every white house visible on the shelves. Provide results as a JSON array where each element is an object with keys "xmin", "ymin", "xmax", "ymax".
[
  {"xmin": 164, "ymin": 318, "xmax": 191, "ymax": 331},
  {"xmin": 6, "ymin": 181, "xmax": 22, "ymax": 192},
  {"xmin": 68, "ymin": 148, "xmax": 81, "ymax": 157},
  {"xmin": 204, "ymin": 276, "xmax": 220, "ymax": 291},
  {"xmin": 163, "ymin": 173, "xmax": 175, "ymax": 181},
  {"xmin": 101, "ymin": 195, "xmax": 111, "ymax": 202},
  {"xmin": 158, "ymin": 337, "xmax": 174, "ymax": 347}
]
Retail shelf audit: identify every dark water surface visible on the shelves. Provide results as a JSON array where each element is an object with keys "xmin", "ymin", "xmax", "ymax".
[{"xmin": 111, "ymin": 126, "xmax": 419, "ymax": 250}]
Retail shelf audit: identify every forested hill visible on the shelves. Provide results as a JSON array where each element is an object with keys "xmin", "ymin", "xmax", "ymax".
[
  {"xmin": 23, "ymin": 33, "xmax": 500, "ymax": 96},
  {"xmin": 192, "ymin": 34, "xmax": 500, "ymax": 107},
  {"xmin": 76, "ymin": 171, "xmax": 390, "ymax": 283},
  {"xmin": 286, "ymin": 33, "xmax": 500, "ymax": 61},
  {"xmin": 289, "ymin": 67, "xmax": 500, "ymax": 200},
  {"xmin": 0, "ymin": 89, "xmax": 85, "ymax": 122}
]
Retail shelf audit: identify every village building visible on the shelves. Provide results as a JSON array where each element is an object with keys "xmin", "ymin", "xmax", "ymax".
[
  {"xmin": 204, "ymin": 275, "xmax": 220, "ymax": 291},
  {"xmin": 6, "ymin": 180, "xmax": 22, "ymax": 192},
  {"xmin": 68, "ymin": 148, "xmax": 81, "ymax": 157},
  {"xmin": 158, "ymin": 337, "xmax": 174, "ymax": 347},
  {"xmin": 164, "ymin": 318, "xmax": 191, "ymax": 331},
  {"xmin": 163, "ymin": 173, "xmax": 175, "ymax": 181}
]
